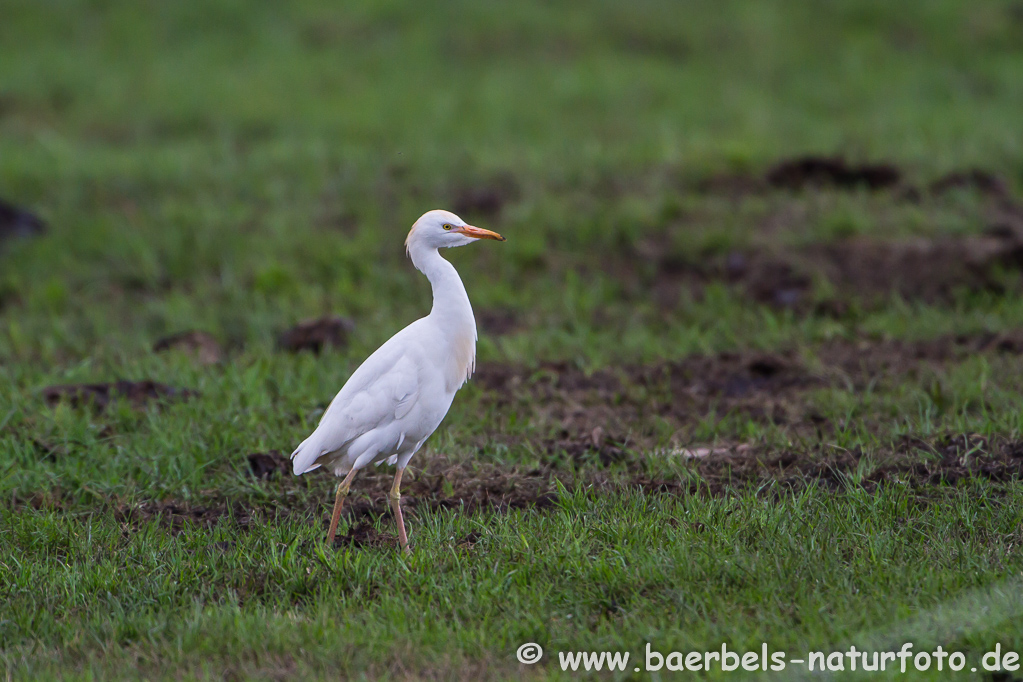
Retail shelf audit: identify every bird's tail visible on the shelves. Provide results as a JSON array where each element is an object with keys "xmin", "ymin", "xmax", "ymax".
[{"xmin": 290, "ymin": 436, "xmax": 323, "ymax": 475}]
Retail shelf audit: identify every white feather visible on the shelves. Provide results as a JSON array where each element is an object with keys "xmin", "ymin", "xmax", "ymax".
[{"xmin": 291, "ymin": 209, "xmax": 501, "ymax": 479}]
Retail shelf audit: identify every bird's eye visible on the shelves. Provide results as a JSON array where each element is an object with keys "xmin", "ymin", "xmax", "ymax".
[{"xmin": 443, "ymin": 224, "xmax": 452, "ymax": 230}]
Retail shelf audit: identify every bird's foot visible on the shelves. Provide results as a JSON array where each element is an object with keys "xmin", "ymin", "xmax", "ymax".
[
  {"xmin": 326, "ymin": 468, "xmax": 358, "ymax": 544},
  {"xmin": 389, "ymin": 466, "xmax": 410, "ymax": 553}
]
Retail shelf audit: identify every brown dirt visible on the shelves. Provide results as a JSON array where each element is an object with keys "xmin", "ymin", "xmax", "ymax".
[
  {"xmin": 334, "ymin": 521, "xmax": 396, "ymax": 549},
  {"xmin": 277, "ymin": 315, "xmax": 355, "ymax": 354},
  {"xmin": 78, "ymin": 330, "xmax": 1010, "ymax": 537},
  {"xmin": 247, "ymin": 450, "xmax": 291, "ymax": 479},
  {"xmin": 475, "ymin": 352, "xmax": 811, "ymax": 402},
  {"xmin": 95, "ymin": 431, "xmax": 1023, "ymax": 539},
  {"xmin": 928, "ymin": 168, "xmax": 1010, "ymax": 197},
  {"xmin": 475, "ymin": 351, "xmax": 818, "ymax": 437},
  {"xmin": 696, "ymin": 161, "xmax": 1017, "ymax": 201},
  {"xmin": 870, "ymin": 434, "xmax": 1023, "ymax": 488},
  {"xmin": 115, "ymin": 500, "xmax": 254, "ymax": 534},
  {"xmin": 649, "ymin": 433, "xmax": 1023, "ymax": 497},
  {"xmin": 153, "ymin": 330, "xmax": 224, "ymax": 365},
  {"xmin": 649, "ymin": 231, "xmax": 1023, "ymax": 311},
  {"xmin": 473, "ymin": 330, "xmax": 1023, "ymax": 444},
  {"xmin": 805, "ymin": 234, "xmax": 1023, "ymax": 303},
  {"xmin": 673, "ymin": 162, "xmax": 1023, "ymax": 310},
  {"xmin": 765, "ymin": 156, "xmax": 902, "ymax": 191},
  {"xmin": 453, "ymin": 530, "xmax": 484, "ymax": 549},
  {"xmin": 815, "ymin": 330, "xmax": 1023, "ymax": 377},
  {"xmin": 99, "ymin": 455, "xmax": 563, "ymax": 537},
  {"xmin": 41, "ymin": 380, "xmax": 197, "ymax": 410},
  {"xmin": 0, "ymin": 197, "xmax": 45, "ymax": 243},
  {"xmin": 542, "ymin": 426, "xmax": 630, "ymax": 466},
  {"xmin": 694, "ymin": 155, "xmax": 905, "ymax": 196},
  {"xmin": 342, "ymin": 458, "xmax": 561, "ymax": 519}
]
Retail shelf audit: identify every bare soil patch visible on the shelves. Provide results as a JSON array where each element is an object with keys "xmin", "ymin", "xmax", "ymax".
[
  {"xmin": 475, "ymin": 352, "xmax": 810, "ymax": 404},
  {"xmin": 278, "ymin": 315, "xmax": 354, "ymax": 354},
  {"xmin": 100, "ymin": 455, "xmax": 562, "ymax": 535},
  {"xmin": 333, "ymin": 520, "xmax": 397, "ymax": 549},
  {"xmin": 153, "ymin": 330, "xmax": 224, "ymax": 365},
  {"xmin": 473, "ymin": 330, "xmax": 1023, "ymax": 443},
  {"xmin": 342, "ymin": 458, "xmax": 560, "ymax": 521},
  {"xmin": 815, "ymin": 329, "xmax": 1023, "ymax": 377},
  {"xmin": 673, "ymin": 161, "xmax": 1023, "ymax": 310},
  {"xmin": 247, "ymin": 450, "xmax": 291, "ymax": 479},
  {"xmin": 41, "ymin": 380, "xmax": 197, "ymax": 410},
  {"xmin": 476, "ymin": 351, "xmax": 816, "ymax": 439},
  {"xmin": 870, "ymin": 434, "xmax": 1023, "ymax": 488},
  {"xmin": 32, "ymin": 332, "xmax": 1017, "ymax": 533},
  {"xmin": 648, "ymin": 230, "xmax": 1023, "ymax": 312},
  {"xmin": 476, "ymin": 350, "xmax": 803, "ymax": 425},
  {"xmin": 649, "ymin": 433, "xmax": 1023, "ymax": 497},
  {"xmin": 928, "ymin": 168, "xmax": 1010, "ymax": 197},
  {"xmin": 100, "ymin": 431, "xmax": 1023, "ymax": 537},
  {"xmin": 696, "ymin": 160, "xmax": 1017, "ymax": 202},
  {"xmin": 116, "ymin": 500, "xmax": 253, "ymax": 534},
  {"xmin": 765, "ymin": 156, "xmax": 902, "ymax": 191},
  {"xmin": 0, "ymin": 197, "xmax": 45, "ymax": 243}
]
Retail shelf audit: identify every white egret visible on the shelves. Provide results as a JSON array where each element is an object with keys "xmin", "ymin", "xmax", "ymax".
[{"xmin": 290, "ymin": 209, "xmax": 505, "ymax": 552}]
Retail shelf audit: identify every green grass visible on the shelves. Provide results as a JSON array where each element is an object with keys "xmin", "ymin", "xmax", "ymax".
[
  {"xmin": 3, "ymin": 0, "xmax": 1023, "ymax": 679},
  {"xmin": 5, "ymin": 486, "xmax": 1023, "ymax": 680}
]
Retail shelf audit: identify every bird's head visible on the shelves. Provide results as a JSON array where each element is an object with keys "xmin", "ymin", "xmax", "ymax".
[{"xmin": 405, "ymin": 209, "xmax": 505, "ymax": 252}]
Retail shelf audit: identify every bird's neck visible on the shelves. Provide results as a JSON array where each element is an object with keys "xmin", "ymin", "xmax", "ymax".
[{"xmin": 409, "ymin": 243, "xmax": 476, "ymax": 331}]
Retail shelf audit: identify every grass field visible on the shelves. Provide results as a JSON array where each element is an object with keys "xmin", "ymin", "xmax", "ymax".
[{"xmin": 3, "ymin": 0, "xmax": 1023, "ymax": 679}]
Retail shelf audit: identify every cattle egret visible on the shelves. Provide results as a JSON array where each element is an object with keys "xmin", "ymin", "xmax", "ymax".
[{"xmin": 290, "ymin": 209, "xmax": 505, "ymax": 552}]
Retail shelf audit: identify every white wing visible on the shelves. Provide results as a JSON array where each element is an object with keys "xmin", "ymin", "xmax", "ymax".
[{"xmin": 291, "ymin": 328, "xmax": 423, "ymax": 474}]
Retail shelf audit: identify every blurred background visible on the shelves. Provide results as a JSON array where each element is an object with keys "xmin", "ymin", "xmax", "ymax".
[
  {"xmin": 2, "ymin": 0, "xmax": 1022, "ymax": 365},
  {"xmin": 4, "ymin": 2, "xmax": 1023, "ymax": 678}
]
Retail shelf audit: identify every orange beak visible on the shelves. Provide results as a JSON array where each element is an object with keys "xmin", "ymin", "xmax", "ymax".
[{"xmin": 455, "ymin": 224, "xmax": 506, "ymax": 241}]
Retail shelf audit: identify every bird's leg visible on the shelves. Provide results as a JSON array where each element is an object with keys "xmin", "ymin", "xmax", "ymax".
[
  {"xmin": 389, "ymin": 467, "xmax": 410, "ymax": 554},
  {"xmin": 326, "ymin": 468, "xmax": 358, "ymax": 544}
]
